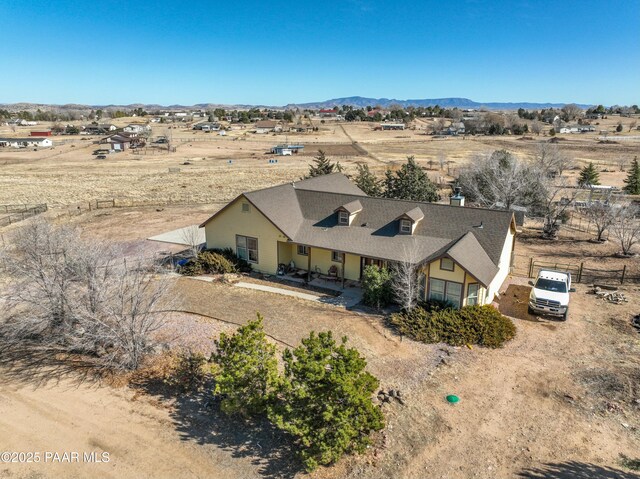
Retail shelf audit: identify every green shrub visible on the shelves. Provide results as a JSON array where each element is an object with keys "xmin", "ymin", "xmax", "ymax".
[
  {"xmin": 209, "ymin": 247, "xmax": 252, "ymax": 273},
  {"xmin": 198, "ymin": 251, "xmax": 236, "ymax": 274},
  {"xmin": 389, "ymin": 303, "xmax": 515, "ymax": 348},
  {"xmin": 165, "ymin": 350, "xmax": 209, "ymax": 393},
  {"xmin": 269, "ymin": 331, "xmax": 384, "ymax": 471},
  {"xmin": 178, "ymin": 251, "xmax": 238, "ymax": 276},
  {"xmin": 361, "ymin": 265, "xmax": 392, "ymax": 309},
  {"xmin": 179, "ymin": 258, "xmax": 204, "ymax": 276}
]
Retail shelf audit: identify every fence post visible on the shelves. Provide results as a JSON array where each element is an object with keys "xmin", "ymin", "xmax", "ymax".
[
  {"xmin": 621, "ymin": 265, "xmax": 626, "ymax": 284},
  {"xmin": 89, "ymin": 201, "xmax": 92, "ymax": 211},
  {"xmin": 528, "ymin": 257, "xmax": 533, "ymax": 278},
  {"xmin": 577, "ymin": 263, "xmax": 583, "ymax": 283}
]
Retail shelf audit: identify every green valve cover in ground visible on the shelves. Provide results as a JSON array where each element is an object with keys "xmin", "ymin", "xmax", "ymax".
[{"xmin": 446, "ymin": 395, "xmax": 460, "ymax": 403}]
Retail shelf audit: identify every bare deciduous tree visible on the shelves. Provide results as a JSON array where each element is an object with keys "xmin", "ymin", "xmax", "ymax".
[
  {"xmin": 533, "ymin": 142, "xmax": 574, "ymax": 178},
  {"xmin": 180, "ymin": 224, "xmax": 203, "ymax": 258},
  {"xmin": 580, "ymin": 202, "xmax": 616, "ymax": 242},
  {"xmin": 610, "ymin": 204, "xmax": 640, "ymax": 255},
  {"xmin": 390, "ymin": 243, "xmax": 421, "ymax": 311},
  {"xmin": 0, "ymin": 219, "xmax": 170, "ymax": 371},
  {"xmin": 457, "ymin": 150, "xmax": 544, "ymax": 210},
  {"xmin": 530, "ymin": 120, "xmax": 542, "ymax": 136}
]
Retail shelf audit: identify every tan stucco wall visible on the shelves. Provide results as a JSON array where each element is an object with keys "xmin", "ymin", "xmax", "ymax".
[{"xmin": 203, "ymin": 196, "xmax": 289, "ymax": 274}]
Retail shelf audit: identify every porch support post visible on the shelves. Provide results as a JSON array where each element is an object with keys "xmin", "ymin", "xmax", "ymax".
[
  {"xmin": 341, "ymin": 253, "xmax": 346, "ymax": 289},
  {"xmin": 307, "ymin": 247, "xmax": 312, "ymax": 282}
]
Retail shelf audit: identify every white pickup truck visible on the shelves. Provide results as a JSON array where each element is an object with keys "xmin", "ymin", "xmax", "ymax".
[{"xmin": 528, "ymin": 270, "xmax": 574, "ymax": 321}]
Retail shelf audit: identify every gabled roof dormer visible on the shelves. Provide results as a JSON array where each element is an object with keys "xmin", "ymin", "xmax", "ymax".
[
  {"xmin": 334, "ymin": 199, "xmax": 363, "ymax": 226},
  {"xmin": 397, "ymin": 206, "xmax": 424, "ymax": 235}
]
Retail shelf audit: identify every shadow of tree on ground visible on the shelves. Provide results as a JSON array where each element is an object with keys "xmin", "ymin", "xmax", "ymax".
[
  {"xmin": 518, "ymin": 461, "xmax": 640, "ymax": 479},
  {"xmin": 131, "ymin": 375, "xmax": 303, "ymax": 479}
]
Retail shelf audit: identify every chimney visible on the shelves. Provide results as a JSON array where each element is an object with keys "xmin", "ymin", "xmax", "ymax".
[{"xmin": 450, "ymin": 186, "xmax": 465, "ymax": 207}]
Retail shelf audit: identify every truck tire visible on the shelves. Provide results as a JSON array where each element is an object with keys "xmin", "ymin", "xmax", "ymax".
[
  {"xmin": 528, "ymin": 305, "xmax": 535, "ymax": 316},
  {"xmin": 561, "ymin": 308, "xmax": 568, "ymax": 321}
]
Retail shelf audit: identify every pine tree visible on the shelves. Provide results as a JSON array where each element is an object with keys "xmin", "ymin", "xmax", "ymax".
[
  {"xmin": 577, "ymin": 162, "xmax": 600, "ymax": 187},
  {"xmin": 623, "ymin": 156, "xmax": 640, "ymax": 195},
  {"xmin": 306, "ymin": 150, "xmax": 342, "ymax": 178},
  {"xmin": 383, "ymin": 156, "xmax": 440, "ymax": 202},
  {"xmin": 354, "ymin": 163, "xmax": 382, "ymax": 197},
  {"xmin": 269, "ymin": 332, "xmax": 384, "ymax": 471},
  {"xmin": 212, "ymin": 313, "xmax": 280, "ymax": 416}
]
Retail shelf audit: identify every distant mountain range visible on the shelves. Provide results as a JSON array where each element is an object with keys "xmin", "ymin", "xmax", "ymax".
[
  {"xmin": 284, "ymin": 96, "xmax": 593, "ymax": 110},
  {"xmin": 0, "ymin": 96, "xmax": 593, "ymax": 112}
]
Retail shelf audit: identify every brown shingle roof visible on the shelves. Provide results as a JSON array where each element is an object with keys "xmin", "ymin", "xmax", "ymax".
[
  {"xmin": 202, "ymin": 174, "xmax": 513, "ymax": 285},
  {"xmin": 335, "ymin": 199, "xmax": 363, "ymax": 214},
  {"xmin": 445, "ymin": 232, "xmax": 499, "ymax": 286}
]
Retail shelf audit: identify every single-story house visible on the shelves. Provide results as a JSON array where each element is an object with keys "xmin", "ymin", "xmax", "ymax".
[
  {"xmin": 201, "ymin": 173, "xmax": 516, "ymax": 308},
  {"xmin": 289, "ymin": 124, "xmax": 314, "ymax": 133},
  {"xmin": 101, "ymin": 133, "xmax": 144, "ymax": 151},
  {"xmin": 380, "ymin": 123, "xmax": 405, "ymax": 131},
  {"xmin": 0, "ymin": 137, "xmax": 53, "ymax": 148},
  {"xmin": 558, "ymin": 125, "xmax": 595, "ymax": 134},
  {"xmin": 319, "ymin": 109, "xmax": 338, "ymax": 118},
  {"xmin": 271, "ymin": 144, "xmax": 304, "ymax": 155},
  {"xmin": 193, "ymin": 122, "xmax": 220, "ymax": 131},
  {"xmin": 123, "ymin": 124, "xmax": 150, "ymax": 134},
  {"xmin": 254, "ymin": 120, "xmax": 281, "ymax": 134}
]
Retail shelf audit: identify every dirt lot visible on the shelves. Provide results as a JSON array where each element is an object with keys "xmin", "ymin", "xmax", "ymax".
[{"xmin": 1, "ymin": 208, "xmax": 640, "ymax": 478}]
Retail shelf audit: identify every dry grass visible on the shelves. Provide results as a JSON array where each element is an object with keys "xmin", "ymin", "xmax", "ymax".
[{"xmin": 1, "ymin": 116, "xmax": 638, "ymax": 209}]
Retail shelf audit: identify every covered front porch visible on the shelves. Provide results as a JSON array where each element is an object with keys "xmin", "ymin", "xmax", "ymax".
[{"xmin": 277, "ymin": 241, "xmax": 383, "ymax": 290}]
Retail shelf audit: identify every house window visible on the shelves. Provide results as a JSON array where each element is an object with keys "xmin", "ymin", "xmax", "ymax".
[
  {"xmin": 241, "ymin": 203, "xmax": 250, "ymax": 212},
  {"xmin": 440, "ymin": 257, "xmax": 454, "ymax": 271},
  {"xmin": 429, "ymin": 278, "xmax": 462, "ymax": 309},
  {"xmin": 418, "ymin": 273, "xmax": 427, "ymax": 300},
  {"xmin": 446, "ymin": 282, "xmax": 462, "ymax": 308},
  {"xmin": 297, "ymin": 245, "xmax": 309, "ymax": 256},
  {"xmin": 429, "ymin": 278, "xmax": 446, "ymax": 302},
  {"xmin": 467, "ymin": 283, "xmax": 479, "ymax": 306},
  {"xmin": 331, "ymin": 251, "xmax": 343, "ymax": 262},
  {"xmin": 338, "ymin": 211, "xmax": 350, "ymax": 225},
  {"xmin": 400, "ymin": 219, "xmax": 412, "ymax": 234},
  {"xmin": 236, "ymin": 235, "xmax": 258, "ymax": 263}
]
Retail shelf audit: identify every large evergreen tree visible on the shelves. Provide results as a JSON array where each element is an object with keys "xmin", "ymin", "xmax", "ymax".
[
  {"xmin": 306, "ymin": 150, "xmax": 342, "ymax": 178},
  {"xmin": 383, "ymin": 156, "xmax": 440, "ymax": 202},
  {"xmin": 353, "ymin": 163, "xmax": 382, "ymax": 197},
  {"xmin": 212, "ymin": 313, "xmax": 280, "ymax": 416},
  {"xmin": 623, "ymin": 156, "xmax": 640, "ymax": 195},
  {"xmin": 269, "ymin": 331, "xmax": 384, "ymax": 471},
  {"xmin": 577, "ymin": 162, "xmax": 600, "ymax": 187}
]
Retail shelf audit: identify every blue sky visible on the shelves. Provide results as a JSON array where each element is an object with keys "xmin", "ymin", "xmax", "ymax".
[{"xmin": 1, "ymin": 0, "xmax": 638, "ymax": 106}]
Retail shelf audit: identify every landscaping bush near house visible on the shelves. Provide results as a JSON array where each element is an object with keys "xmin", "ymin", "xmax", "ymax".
[
  {"xmin": 361, "ymin": 265, "xmax": 392, "ymax": 309},
  {"xmin": 209, "ymin": 247, "xmax": 252, "ymax": 273},
  {"xmin": 389, "ymin": 303, "xmax": 516, "ymax": 348},
  {"xmin": 179, "ymin": 251, "xmax": 238, "ymax": 276}
]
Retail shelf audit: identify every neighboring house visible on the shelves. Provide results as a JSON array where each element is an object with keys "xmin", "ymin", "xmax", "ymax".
[
  {"xmin": 82, "ymin": 124, "xmax": 116, "ymax": 135},
  {"xmin": 380, "ymin": 123, "xmax": 405, "ymax": 131},
  {"xmin": 319, "ymin": 109, "xmax": 338, "ymax": 118},
  {"xmin": 0, "ymin": 137, "xmax": 53, "ymax": 148},
  {"xmin": 254, "ymin": 120, "xmax": 281, "ymax": 134},
  {"xmin": 558, "ymin": 125, "xmax": 595, "ymax": 134},
  {"xmin": 101, "ymin": 133, "xmax": 144, "ymax": 151},
  {"xmin": 289, "ymin": 124, "xmax": 314, "ymax": 133},
  {"xmin": 123, "ymin": 124, "xmax": 150, "ymax": 134},
  {"xmin": 193, "ymin": 122, "xmax": 220, "ymax": 131},
  {"xmin": 271, "ymin": 144, "xmax": 304, "ymax": 155},
  {"xmin": 201, "ymin": 173, "xmax": 516, "ymax": 308}
]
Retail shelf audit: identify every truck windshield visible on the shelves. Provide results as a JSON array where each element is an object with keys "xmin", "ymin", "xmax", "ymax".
[{"xmin": 535, "ymin": 278, "xmax": 567, "ymax": 293}]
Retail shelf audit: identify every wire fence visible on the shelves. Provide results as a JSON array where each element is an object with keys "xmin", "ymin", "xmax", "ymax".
[{"xmin": 512, "ymin": 255, "xmax": 636, "ymax": 284}]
